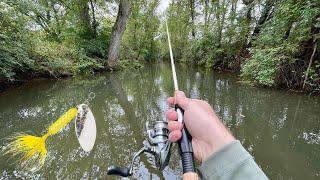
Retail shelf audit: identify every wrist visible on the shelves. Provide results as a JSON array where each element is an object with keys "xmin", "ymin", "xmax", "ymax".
[{"xmin": 204, "ymin": 126, "xmax": 235, "ymax": 162}]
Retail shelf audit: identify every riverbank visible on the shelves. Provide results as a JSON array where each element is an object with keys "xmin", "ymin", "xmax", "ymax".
[
  {"xmin": 0, "ymin": 60, "xmax": 144, "ymax": 92},
  {"xmin": 1, "ymin": 61, "xmax": 317, "ymax": 96},
  {"xmin": 185, "ymin": 60, "xmax": 320, "ymax": 95}
]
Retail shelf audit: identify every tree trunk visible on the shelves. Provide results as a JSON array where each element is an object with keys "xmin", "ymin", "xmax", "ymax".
[
  {"xmin": 240, "ymin": 0, "xmax": 254, "ymax": 57},
  {"xmin": 217, "ymin": 0, "xmax": 227, "ymax": 47},
  {"xmin": 283, "ymin": 21, "xmax": 293, "ymax": 39},
  {"xmin": 78, "ymin": 0, "xmax": 94, "ymax": 39},
  {"xmin": 228, "ymin": 0, "xmax": 238, "ymax": 45},
  {"xmin": 246, "ymin": 0, "xmax": 275, "ymax": 49},
  {"xmin": 203, "ymin": 0, "xmax": 214, "ymax": 35},
  {"xmin": 251, "ymin": 0, "xmax": 275, "ymax": 38},
  {"xmin": 302, "ymin": 41, "xmax": 317, "ymax": 89},
  {"xmin": 189, "ymin": 0, "xmax": 195, "ymax": 38},
  {"xmin": 90, "ymin": 0, "xmax": 97, "ymax": 38},
  {"xmin": 204, "ymin": 0, "xmax": 209, "ymax": 29},
  {"xmin": 302, "ymin": 13, "xmax": 320, "ymax": 89},
  {"xmin": 107, "ymin": 0, "xmax": 131, "ymax": 70},
  {"xmin": 230, "ymin": 0, "xmax": 237, "ymax": 27}
]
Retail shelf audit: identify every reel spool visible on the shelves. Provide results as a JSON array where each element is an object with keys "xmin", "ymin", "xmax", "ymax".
[{"xmin": 107, "ymin": 121, "xmax": 172, "ymax": 177}]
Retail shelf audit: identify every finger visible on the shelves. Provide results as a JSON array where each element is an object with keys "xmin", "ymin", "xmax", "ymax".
[
  {"xmin": 174, "ymin": 91, "xmax": 190, "ymax": 110},
  {"xmin": 166, "ymin": 97, "xmax": 175, "ymax": 105},
  {"xmin": 193, "ymin": 99, "xmax": 215, "ymax": 116},
  {"xmin": 166, "ymin": 108, "xmax": 178, "ymax": 121},
  {"xmin": 168, "ymin": 121, "xmax": 183, "ymax": 132},
  {"xmin": 169, "ymin": 130, "xmax": 182, "ymax": 142},
  {"xmin": 174, "ymin": 90, "xmax": 186, "ymax": 98}
]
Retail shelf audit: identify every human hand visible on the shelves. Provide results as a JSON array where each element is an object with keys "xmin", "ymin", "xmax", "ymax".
[{"xmin": 166, "ymin": 91, "xmax": 235, "ymax": 162}]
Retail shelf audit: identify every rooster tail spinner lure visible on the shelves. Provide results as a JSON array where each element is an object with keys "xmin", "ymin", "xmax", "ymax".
[
  {"xmin": 2, "ymin": 108, "xmax": 77, "ymax": 171},
  {"xmin": 2, "ymin": 92, "xmax": 97, "ymax": 172}
]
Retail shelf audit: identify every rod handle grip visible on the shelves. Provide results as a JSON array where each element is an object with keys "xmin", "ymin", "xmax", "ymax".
[{"xmin": 175, "ymin": 105, "xmax": 197, "ymax": 174}]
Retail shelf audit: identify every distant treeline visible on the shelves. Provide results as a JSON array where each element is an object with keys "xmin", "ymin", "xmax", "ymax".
[
  {"xmin": 0, "ymin": 0, "xmax": 319, "ymax": 93},
  {"xmin": 165, "ymin": 0, "xmax": 319, "ymax": 94}
]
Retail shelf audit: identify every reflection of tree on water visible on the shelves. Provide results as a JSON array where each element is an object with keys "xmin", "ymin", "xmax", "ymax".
[
  {"xmin": 109, "ymin": 74, "xmax": 137, "ymax": 120},
  {"xmin": 109, "ymin": 73, "xmax": 168, "ymax": 179}
]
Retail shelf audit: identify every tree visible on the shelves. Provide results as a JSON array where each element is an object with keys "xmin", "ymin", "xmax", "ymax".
[
  {"xmin": 77, "ymin": 0, "xmax": 95, "ymax": 39},
  {"xmin": 249, "ymin": 0, "xmax": 275, "ymax": 45},
  {"xmin": 0, "ymin": 2, "xmax": 33, "ymax": 80},
  {"xmin": 107, "ymin": 0, "xmax": 131, "ymax": 70},
  {"xmin": 189, "ymin": 0, "xmax": 196, "ymax": 38},
  {"xmin": 121, "ymin": 0, "xmax": 160, "ymax": 61},
  {"xmin": 89, "ymin": 0, "xmax": 98, "ymax": 38}
]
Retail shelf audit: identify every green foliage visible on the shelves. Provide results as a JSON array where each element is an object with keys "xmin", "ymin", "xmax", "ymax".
[
  {"xmin": 242, "ymin": 0, "xmax": 319, "ymax": 89},
  {"xmin": 306, "ymin": 61, "xmax": 320, "ymax": 94},
  {"xmin": 0, "ymin": 2, "xmax": 34, "ymax": 80},
  {"xmin": 242, "ymin": 42, "xmax": 299, "ymax": 86},
  {"xmin": 72, "ymin": 49, "xmax": 104, "ymax": 74},
  {"xmin": 0, "ymin": 0, "xmax": 110, "ymax": 81},
  {"xmin": 121, "ymin": 0, "xmax": 161, "ymax": 62},
  {"xmin": 118, "ymin": 60, "xmax": 144, "ymax": 70},
  {"xmin": 164, "ymin": 0, "xmax": 319, "ymax": 93},
  {"xmin": 181, "ymin": 40, "xmax": 203, "ymax": 63},
  {"xmin": 1, "ymin": 0, "xmax": 319, "ymax": 94},
  {"xmin": 74, "ymin": 32, "xmax": 110, "ymax": 59},
  {"xmin": 181, "ymin": 34, "xmax": 237, "ymax": 70},
  {"xmin": 174, "ymin": 0, "xmax": 244, "ymax": 70},
  {"xmin": 80, "ymin": 39, "xmax": 106, "ymax": 58},
  {"xmin": 29, "ymin": 37, "xmax": 104, "ymax": 76},
  {"xmin": 163, "ymin": 0, "xmax": 191, "ymax": 60}
]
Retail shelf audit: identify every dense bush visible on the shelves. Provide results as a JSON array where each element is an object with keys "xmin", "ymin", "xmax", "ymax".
[
  {"xmin": 242, "ymin": 42, "xmax": 299, "ymax": 86},
  {"xmin": 164, "ymin": 0, "xmax": 319, "ymax": 93},
  {"xmin": 0, "ymin": 2, "xmax": 34, "ymax": 80},
  {"xmin": 29, "ymin": 39, "xmax": 104, "ymax": 76},
  {"xmin": 121, "ymin": 1, "xmax": 160, "ymax": 62},
  {"xmin": 118, "ymin": 60, "xmax": 144, "ymax": 70},
  {"xmin": 0, "ymin": 1, "xmax": 109, "ymax": 81},
  {"xmin": 242, "ymin": 0, "xmax": 319, "ymax": 91},
  {"xmin": 181, "ymin": 35, "xmax": 239, "ymax": 70}
]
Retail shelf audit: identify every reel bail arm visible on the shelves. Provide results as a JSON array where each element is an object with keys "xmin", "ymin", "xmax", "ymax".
[{"xmin": 107, "ymin": 121, "xmax": 171, "ymax": 177}]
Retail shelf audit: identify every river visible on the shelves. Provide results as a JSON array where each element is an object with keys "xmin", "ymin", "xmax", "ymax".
[{"xmin": 0, "ymin": 63, "xmax": 319, "ymax": 179}]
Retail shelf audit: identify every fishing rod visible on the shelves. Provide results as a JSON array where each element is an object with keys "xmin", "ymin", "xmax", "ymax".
[
  {"xmin": 165, "ymin": 20, "xmax": 198, "ymax": 179},
  {"xmin": 107, "ymin": 21, "xmax": 198, "ymax": 179}
]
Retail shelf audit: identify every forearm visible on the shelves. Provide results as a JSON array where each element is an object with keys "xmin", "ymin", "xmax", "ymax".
[{"xmin": 198, "ymin": 140, "xmax": 268, "ymax": 180}]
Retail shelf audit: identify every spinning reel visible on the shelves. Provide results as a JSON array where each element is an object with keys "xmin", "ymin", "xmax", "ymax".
[{"xmin": 107, "ymin": 121, "xmax": 172, "ymax": 177}]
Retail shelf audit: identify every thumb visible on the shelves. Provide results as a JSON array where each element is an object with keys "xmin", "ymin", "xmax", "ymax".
[{"xmin": 174, "ymin": 91, "xmax": 190, "ymax": 110}]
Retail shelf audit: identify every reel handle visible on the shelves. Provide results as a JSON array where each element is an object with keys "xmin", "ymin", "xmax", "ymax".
[
  {"xmin": 107, "ymin": 146, "xmax": 146, "ymax": 177},
  {"xmin": 107, "ymin": 166, "xmax": 131, "ymax": 177},
  {"xmin": 175, "ymin": 105, "xmax": 198, "ymax": 178}
]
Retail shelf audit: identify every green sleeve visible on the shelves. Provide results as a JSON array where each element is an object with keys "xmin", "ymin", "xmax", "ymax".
[{"xmin": 197, "ymin": 140, "xmax": 268, "ymax": 180}]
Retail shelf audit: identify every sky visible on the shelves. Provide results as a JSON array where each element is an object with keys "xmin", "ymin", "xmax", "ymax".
[{"xmin": 157, "ymin": 0, "xmax": 171, "ymax": 14}]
